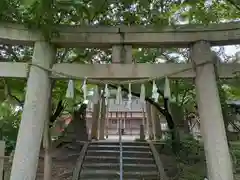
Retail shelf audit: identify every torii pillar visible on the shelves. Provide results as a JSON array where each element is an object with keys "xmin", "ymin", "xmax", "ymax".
[
  {"xmin": 191, "ymin": 41, "xmax": 233, "ymax": 180},
  {"xmin": 10, "ymin": 41, "xmax": 55, "ymax": 180}
]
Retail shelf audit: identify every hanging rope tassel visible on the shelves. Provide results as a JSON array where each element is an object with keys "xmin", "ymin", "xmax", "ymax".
[
  {"xmin": 92, "ymin": 85, "xmax": 99, "ymax": 104},
  {"xmin": 127, "ymin": 83, "xmax": 132, "ymax": 110},
  {"xmin": 104, "ymin": 84, "xmax": 110, "ymax": 105},
  {"xmin": 82, "ymin": 78, "xmax": 87, "ymax": 101},
  {"xmin": 140, "ymin": 84, "xmax": 145, "ymax": 104},
  {"xmin": 164, "ymin": 76, "xmax": 171, "ymax": 99},
  {"xmin": 116, "ymin": 86, "xmax": 122, "ymax": 105},
  {"xmin": 152, "ymin": 80, "xmax": 159, "ymax": 102},
  {"xmin": 66, "ymin": 80, "xmax": 74, "ymax": 99}
]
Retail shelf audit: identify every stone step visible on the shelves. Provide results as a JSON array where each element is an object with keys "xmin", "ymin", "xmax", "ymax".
[
  {"xmin": 84, "ymin": 156, "xmax": 155, "ymax": 164},
  {"xmin": 86, "ymin": 150, "xmax": 153, "ymax": 158},
  {"xmin": 79, "ymin": 179, "xmax": 156, "ymax": 180},
  {"xmin": 82, "ymin": 163, "xmax": 157, "ymax": 171},
  {"xmin": 78, "ymin": 142, "xmax": 161, "ymax": 180},
  {"xmin": 79, "ymin": 179, "xmax": 151, "ymax": 180},
  {"xmin": 80, "ymin": 169, "xmax": 159, "ymax": 179},
  {"xmin": 90, "ymin": 141, "xmax": 149, "ymax": 147},
  {"xmin": 88, "ymin": 144, "xmax": 150, "ymax": 152}
]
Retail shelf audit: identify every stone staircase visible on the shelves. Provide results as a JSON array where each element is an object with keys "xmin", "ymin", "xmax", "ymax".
[{"xmin": 73, "ymin": 141, "xmax": 166, "ymax": 180}]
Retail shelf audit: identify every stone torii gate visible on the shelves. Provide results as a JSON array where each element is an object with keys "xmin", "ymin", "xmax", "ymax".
[{"xmin": 0, "ymin": 22, "xmax": 240, "ymax": 180}]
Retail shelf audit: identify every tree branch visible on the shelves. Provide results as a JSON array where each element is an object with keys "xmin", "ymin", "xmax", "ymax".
[
  {"xmin": 59, "ymin": 48, "xmax": 69, "ymax": 63},
  {"xmin": 226, "ymin": 0, "xmax": 240, "ymax": 11},
  {"xmin": 3, "ymin": 80, "xmax": 24, "ymax": 107},
  {"xmin": 49, "ymin": 100, "xmax": 65, "ymax": 128},
  {"xmin": 180, "ymin": 88, "xmax": 190, "ymax": 106},
  {"xmin": 89, "ymin": 0, "xmax": 108, "ymax": 24}
]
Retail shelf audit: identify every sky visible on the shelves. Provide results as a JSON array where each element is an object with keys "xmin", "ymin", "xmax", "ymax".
[
  {"xmin": 223, "ymin": 45, "xmax": 240, "ymax": 57},
  {"xmin": 215, "ymin": 45, "xmax": 240, "ymax": 63}
]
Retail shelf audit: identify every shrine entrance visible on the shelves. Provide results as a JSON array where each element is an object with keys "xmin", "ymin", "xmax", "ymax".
[
  {"xmin": 105, "ymin": 111, "xmax": 145, "ymax": 141},
  {"xmin": 0, "ymin": 22, "xmax": 239, "ymax": 180}
]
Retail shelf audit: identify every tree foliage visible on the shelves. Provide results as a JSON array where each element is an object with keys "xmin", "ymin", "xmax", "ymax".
[{"xmin": 0, "ymin": 101, "xmax": 20, "ymax": 154}]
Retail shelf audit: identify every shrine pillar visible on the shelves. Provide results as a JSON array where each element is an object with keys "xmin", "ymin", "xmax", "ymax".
[
  {"xmin": 99, "ymin": 93, "xmax": 106, "ymax": 140},
  {"xmin": 123, "ymin": 112, "xmax": 126, "ymax": 129},
  {"xmin": 91, "ymin": 101, "xmax": 100, "ymax": 140},
  {"xmin": 151, "ymin": 105, "xmax": 162, "ymax": 139},
  {"xmin": 150, "ymin": 105, "xmax": 156, "ymax": 140},
  {"xmin": 10, "ymin": 41, "xmax": 55, "ymax": 180},
  {"xmin": 191, "ymin": 41, "xmax": 233, "ymax": 180},
  {"xmin": 140, "ymin": 103, "xmax": 146, "ymax": 140},
  {"xmin": 105, "ymin": 105, "xmax": 109, "ymax": 138},
  {"xmin": 146, "ymin": 102, "xmax": 153, "ymax": 139},
  {"xmin": 0, "ymin": 141, "xmax": 5, "ymax": 180}
]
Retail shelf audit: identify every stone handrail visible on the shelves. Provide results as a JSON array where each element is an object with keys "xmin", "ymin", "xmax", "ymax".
[
  {"xmin": 72, "ymin": 142, "xmax": 89, "ymax": 180},
  {"xmin": 148, "ymin": 141, "xmax": 169, "ymax": 180}
]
